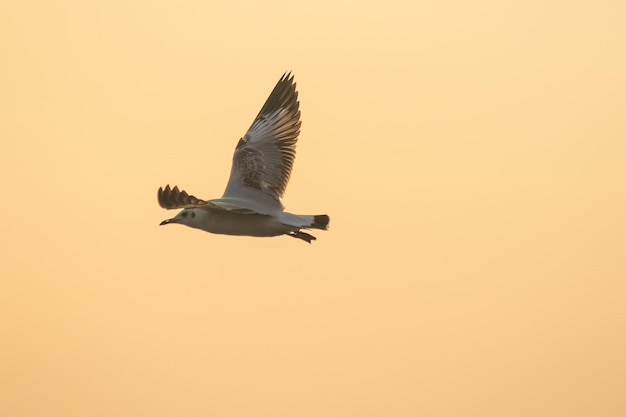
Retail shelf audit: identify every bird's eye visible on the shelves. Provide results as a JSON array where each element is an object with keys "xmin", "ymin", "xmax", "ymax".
[{"xmin": 190, "ymin": 212, "xmax": 196, "ymax": 218}]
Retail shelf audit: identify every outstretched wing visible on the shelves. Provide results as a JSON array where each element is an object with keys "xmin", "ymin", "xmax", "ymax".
[
  {"xmin": 158, "ymin": 185, "xmax": 243, "ymax": 212},
  {"xmin": 221, "ymin": 73, "xmax": 301, "ymax": 208}
]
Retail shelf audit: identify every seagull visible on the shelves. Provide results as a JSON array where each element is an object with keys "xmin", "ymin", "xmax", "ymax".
[{"xmin": 158, "ymin": 73, "xmax": 329, "ymax": 243}]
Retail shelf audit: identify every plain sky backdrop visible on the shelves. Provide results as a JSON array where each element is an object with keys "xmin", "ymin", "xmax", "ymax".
[{"xmin": 1, "ymin": 1, "xmax": 625, "ymax": 416}]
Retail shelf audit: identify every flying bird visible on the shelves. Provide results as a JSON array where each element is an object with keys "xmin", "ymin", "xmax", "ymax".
[{"xmin": 158, "ymin": 73, "xmax": 329, "ymax": 243}]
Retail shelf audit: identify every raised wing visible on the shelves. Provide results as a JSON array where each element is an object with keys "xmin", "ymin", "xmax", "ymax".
[{"xmin": 221, "ymin": 73, "xmax": 301, "ymax": 208}]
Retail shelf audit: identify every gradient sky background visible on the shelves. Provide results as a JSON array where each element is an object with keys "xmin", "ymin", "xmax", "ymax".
[{"xmin": 1, "ymin": 1, "xmax": 625, "ymax": 416}]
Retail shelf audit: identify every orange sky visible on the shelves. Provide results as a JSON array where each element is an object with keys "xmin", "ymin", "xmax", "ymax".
[{"xmin": 1, "ymin": 1, "xmax": 625, "ymax": 416}]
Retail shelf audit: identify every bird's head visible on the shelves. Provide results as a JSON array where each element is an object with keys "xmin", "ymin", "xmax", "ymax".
[{"xmin": 160, "ymin": 208, "xmax": 205, "ymax": 228}]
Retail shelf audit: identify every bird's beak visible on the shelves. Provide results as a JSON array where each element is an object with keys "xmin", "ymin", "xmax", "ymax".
[{"xmin": 160, "ymin": 218, "xmax": 175, "ymax": 225}]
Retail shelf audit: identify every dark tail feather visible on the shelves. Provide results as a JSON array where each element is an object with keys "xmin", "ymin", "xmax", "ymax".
[{"xmin": 312, "ymin": 214, "xmax": 330, "ymax": 230}]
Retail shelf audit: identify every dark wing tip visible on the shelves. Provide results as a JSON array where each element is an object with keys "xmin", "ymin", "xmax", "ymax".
[
  {"xmin": 158, "ymin": 184, "xmax": 205, "ymax": 209},
  {"xmin": 255, "ymin": 72, "xmax": 299, "ymax": 120},
  {"xmin": 157, "ymin": 185, "xmax": 171, "ymax": 209},
  {"xmin": 281, "ymin": 71, "xmax": 294, "ymax": 81}
]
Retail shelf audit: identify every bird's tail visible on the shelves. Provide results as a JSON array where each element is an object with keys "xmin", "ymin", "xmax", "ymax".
[
  {"xmin": 279, "ymin": 212, "xmax": 330, "ymax": 230},
  {"xmin": 284, "ymin": 214, "xmax": 329, "ymax": 243},
  {"xmin": 310, "ymin": 214, "xmax": 330, "ymax": 230}
]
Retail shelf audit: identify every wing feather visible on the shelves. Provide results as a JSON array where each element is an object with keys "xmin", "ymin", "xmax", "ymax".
[
  {"xmin": 158, "ymin": 185, "xmax": 250, "ymax": 212},
  {"xmin": 221, "ymin": 73, "xmax": 301, "ymax": 207}
]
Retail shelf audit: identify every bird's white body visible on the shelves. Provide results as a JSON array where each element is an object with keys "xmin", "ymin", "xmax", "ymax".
[
  {"xmin": 158, "ymin": 73, "xmax": 329, "ymax": 243},
  {"xmin": 168, "ymin": 207, "xmax": 318, "ymax": 237}
]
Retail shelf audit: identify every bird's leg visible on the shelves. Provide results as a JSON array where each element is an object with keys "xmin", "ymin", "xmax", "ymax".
[{"xmin": 288, "ymin": 230, "xmax": 317, "ymax": 243}]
